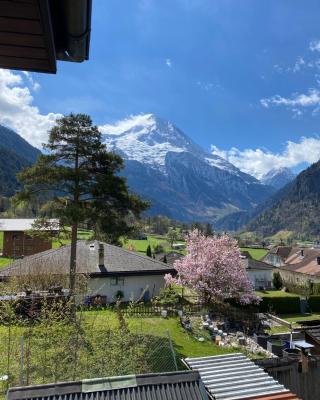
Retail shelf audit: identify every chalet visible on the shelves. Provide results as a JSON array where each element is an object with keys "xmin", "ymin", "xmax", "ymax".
[
  {"xmin": 0, "ymin": 241, "xmax": 176, "ymax": 303},
  {"xmin": 241, "ymin": 252, "xmax": 275, "ymax": 290},
  {"xmin": 0, "ymin": 218, "xmax": 59, "ymax": 258},
  {"xmin": 0, "ymin": 0, "xmax": 92, "ymax": 74}
]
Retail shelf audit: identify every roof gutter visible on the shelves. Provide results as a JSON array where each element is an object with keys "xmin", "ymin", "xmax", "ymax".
[{"xmin": 54, "ymin": 0, "xmax": 92, "ymax": 62}]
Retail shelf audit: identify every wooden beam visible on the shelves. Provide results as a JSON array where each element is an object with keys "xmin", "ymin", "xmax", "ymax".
[
  {"xmin": 0, "ymin": 16, "xmax": 42, "ymax": 34},
  {"xmin": 0, "ymin": 44, "xmax": 47, "ymax": 59},
  {"xmin": 0, "ymin": 54, "xmax": 50, "ymax": 72},
  {"xmin": 0, "ymin": 32, "xmax": 45, "ymax": 48},
  {"xmin": 0, "ymin": 1, "xmax": 40, "ymax": 19}
]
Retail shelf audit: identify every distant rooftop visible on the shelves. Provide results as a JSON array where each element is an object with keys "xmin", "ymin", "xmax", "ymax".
[
  {"xmin": 7, "ymin": 371, "xmax": 209, "ymax": 400},
  {"xmin": 0, "ymin": 219, "xmax": 59, "ymax": 232}
]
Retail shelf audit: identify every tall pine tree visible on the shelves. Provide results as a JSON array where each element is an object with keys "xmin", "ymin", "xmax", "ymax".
[{"xmin": 16, "ymin": 113, "xmax": 148, "ymax": 307}]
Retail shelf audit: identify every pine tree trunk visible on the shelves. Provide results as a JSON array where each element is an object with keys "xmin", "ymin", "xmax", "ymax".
[{"xmin": 69, "ymin": 222, "xmax": 78, "ymax": 318}]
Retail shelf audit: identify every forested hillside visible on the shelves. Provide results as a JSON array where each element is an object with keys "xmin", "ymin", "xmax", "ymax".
[{"xmin": 246, "ymin": 160, "xmax": 320, "ymax": 238}]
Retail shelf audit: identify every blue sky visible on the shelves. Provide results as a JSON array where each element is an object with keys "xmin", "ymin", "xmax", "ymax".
[{"xmin": 1, "ymin": 0, "xmax": 320, "ymax": 178}]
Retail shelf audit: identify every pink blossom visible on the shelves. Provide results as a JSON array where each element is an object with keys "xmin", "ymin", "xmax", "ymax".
[{"xmin": 165, "ymin": 229, "xmax": 260, "ymax": 305}]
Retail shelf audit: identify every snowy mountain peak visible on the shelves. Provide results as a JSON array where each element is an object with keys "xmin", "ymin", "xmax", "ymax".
[
  {"xmin": 260, "ymin": 167, "xmax": 295, "ymax": 190},
  {"xmin": 100, "ymin": 113, "xmax": 251, "ymax": 177}
]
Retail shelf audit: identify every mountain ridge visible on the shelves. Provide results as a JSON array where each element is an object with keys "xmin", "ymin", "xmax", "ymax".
[
  {"xmin": 102, "ymin": 114, "xmax": 274, "ymax": 222},
  {"xmin": 246, "ymin": 160, "xmax": 320, "ymax": 237},
  {"xmin": 260, "ymin": 167, "xmax": 295, "ymax": 190},
  {"xmin": 0, "ymin": 125, "xmax": 40, "ymax": 197}
]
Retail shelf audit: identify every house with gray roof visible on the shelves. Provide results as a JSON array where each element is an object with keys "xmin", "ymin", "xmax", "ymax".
[{"xmin": 0, "ymin": 241, "xmax": 176, "ymax": 304}]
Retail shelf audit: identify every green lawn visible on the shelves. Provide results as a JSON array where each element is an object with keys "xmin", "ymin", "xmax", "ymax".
[
  {"xmin": 0, "ymin": 309, "xmax": 241, "ymax": 396},
  {"xmin": 84, "ymin": 310, "xmax": 237, "ymax": 358},
  {"xmin": 123, "ymin": 235, "xmax": 185, "ymax": 255},
  {"xmin": 255, "ymin": 290, "xmax": 300, "ymax": 298},
  {"xmin": 240, "ymin": 247, "xmax": 268, "ymax": 260},
  {"xmin": 281, "ymin": 313, "xmax": 320, "ymax": 323},
  {"xmin": 52, "ymin": 228, "xmax": 93, "ymax": 248},
  {"xmin": 0, "ymin": 256, "xmax": 11, "ymax": 269}
]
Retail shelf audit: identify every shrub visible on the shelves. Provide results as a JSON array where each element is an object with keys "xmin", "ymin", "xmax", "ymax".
[
  {"xmin": 152, "ymin": 287, "xmax": 181, "ymax": 306},
  {"xmin": 308, "ymin": 295, "xmax": 320, "ymax": 312},
  {"xmin": 146, "ymin": 245, "xmax": 152, "ymax": 257},
  {"xmin": 115, "ymin": 290, "xmax": 124, "ymax": 300},
  {"xmin": 153, "ymin": 244, "xmax": 164, "ymax": 254},
  {"xmin": 259, "ymin": 296, "xmax": 300, "ymax": 314},
  {"xmin": 273, "ymin": 272, "xmax": 283, "ymax": 290}
]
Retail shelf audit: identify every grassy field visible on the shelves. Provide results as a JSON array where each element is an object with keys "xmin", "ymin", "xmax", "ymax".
[
  {"xmin": 123, "ymin": 235, "xmax": 185, "ymax": 254},
  {"xmin": 84, "ymin": 310, "xmax": 237, "ymax": 358},
  {"xmin": 240, "ymin": 247, "xmax": 268, "ymax": 260},
  {"xmin": 0, "ymin": 309, "xmax": 241, "ymax": 396}
]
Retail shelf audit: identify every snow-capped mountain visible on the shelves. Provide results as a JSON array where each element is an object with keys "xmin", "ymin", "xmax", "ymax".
[
  {"xmin": 101, "ymin": 114, "xmax": 273, "ymax": 222},
  {"xmin": 260, "ymin": 167, "xmax": 295, "ymax": 190},
  {"xmin": 102, "ymin": 114, "xmax": 245, "ymax": 177}
]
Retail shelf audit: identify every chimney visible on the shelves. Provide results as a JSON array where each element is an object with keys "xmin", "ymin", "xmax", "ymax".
[
  {"xmin": 98, "ymin": 243, "xmax": 104, "ymax": 267},
  {"xmin": 300, "ymin": 249, "xmax": 304, "ymax": 257},
  {"xmin": 317, "ymin": 256, "xmax": 320, "ymax": 265}
]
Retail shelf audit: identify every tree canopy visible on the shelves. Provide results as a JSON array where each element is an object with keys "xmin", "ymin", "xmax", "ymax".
[{"xmin": 165, "ymin": 229, "xmax": 259, "ymax": 305}]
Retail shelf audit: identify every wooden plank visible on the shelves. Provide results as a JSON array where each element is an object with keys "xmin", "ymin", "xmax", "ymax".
[
  {"xmin": 0, "ymin": 1, "xmax": 39, "ymax": 20},
  {"xmin": 0, "ymin": 16, "xmax": 42, "ymax": 34},
  {"xmin": 0, "ymin": 32, "xmax": 45, "ymax": 47},
  {"xmin": 0, "ymin": 55, "xmax": 54, "ymax": 73},
  {"xmin": 0, "ymin": 44, "xmax": 47, "ymax": 59}
]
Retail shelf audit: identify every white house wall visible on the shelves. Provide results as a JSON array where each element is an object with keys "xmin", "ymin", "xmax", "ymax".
[
  {"xmin": 247, "ymin": 269, "xmax": 274, "ymax": 289},
  {"xmin": 88, "ymin": 275, "xmax": 166, "ymax": 302}
]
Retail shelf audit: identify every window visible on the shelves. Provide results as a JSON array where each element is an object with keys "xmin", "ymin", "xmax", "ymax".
[
  {"xmin": 13, "ymin": 234, "xmax": 21, "ymax": 240},
  {"xmin": 110, "ymin": 277, "xmax": 124, "ymax": 286}
]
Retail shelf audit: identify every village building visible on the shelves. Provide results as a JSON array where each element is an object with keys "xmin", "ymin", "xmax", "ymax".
[
  {"xmin": 0, "ymin": 219, "xmax": 59, "ymax": 258},
  {"xmin": 0, "ymin": 241, "xmax": 175, "ymax": 304},
  {"xmin": 278, "ymin": 246, "xmax": 320, "ymax": 286},
  {"xmin": 263, "ymin": 246, "xmax": 293, "ymax": 267},
  {"xmin": 241, "ymin": 252, "xmax": 275, "ymax": 290}
]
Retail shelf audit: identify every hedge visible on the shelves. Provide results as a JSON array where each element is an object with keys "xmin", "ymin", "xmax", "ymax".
[
  {"xmin": 259, "ymin": 296, "xmax": 301, "ymax": 314},
  {"xmin": 308, "ymin": 295, "xmax": 320, "ymax": 312}
]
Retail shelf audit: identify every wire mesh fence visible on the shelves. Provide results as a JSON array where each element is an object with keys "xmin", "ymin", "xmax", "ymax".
[{"xmin": 0, "ymin": 307, "xmax": 179, "ymax": 399}]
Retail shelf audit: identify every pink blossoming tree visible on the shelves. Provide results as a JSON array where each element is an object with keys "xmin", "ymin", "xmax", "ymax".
[{"xmin": 165, "ymin": 230, "xmax": 260, "ymax": 305}]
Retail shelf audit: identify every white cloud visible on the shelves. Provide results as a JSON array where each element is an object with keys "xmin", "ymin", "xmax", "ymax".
[
  {"xmin": 292, "ymin": 57, "xmax": 305, "ymax": 73},
  {"xmin": 261, "ymin": 88, "xmax": 320, "ymax": 113},
  {"xmin": 0, "ymin": 69, "xmax": 61, "ymax": 148},
  {"xmin": 165, "ymin": 58, "xmax": 172, "ymax": 68},
  {"xmin": 310, "ymin": 40, "xmax": 320, "ymax": 52},
  {"xmin": 211, "ymin": 136, "xmax": 320, "ymax": 178}
]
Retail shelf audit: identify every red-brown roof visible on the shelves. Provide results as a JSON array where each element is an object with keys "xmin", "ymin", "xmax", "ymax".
[{"xmin": 281, "ymin": 247, "xmax": 320, "ymax": 276}]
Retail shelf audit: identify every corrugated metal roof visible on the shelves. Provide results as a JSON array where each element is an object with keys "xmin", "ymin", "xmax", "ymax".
[
  {"xmin": 185, "ymin": 353, "xmax": 293, "ymax": 400},
  {"xmin": 7, "ymin": 371, "xmax": 209, "ymax": 400},
  {"xmin": 0, "ymin": 219, "xmax": 59, "ymax": 232}
]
